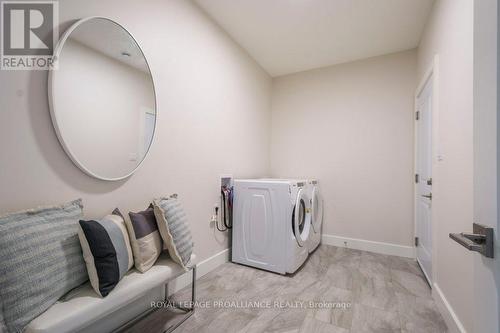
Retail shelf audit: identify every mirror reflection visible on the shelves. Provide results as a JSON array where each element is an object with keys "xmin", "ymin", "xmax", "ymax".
[{"xmin": 50, "ymin": 17, "xmax": 156, "ymax": 180}]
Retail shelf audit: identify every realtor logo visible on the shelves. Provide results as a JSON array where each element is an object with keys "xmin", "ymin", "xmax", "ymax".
[{"xmin": 1, "ymin": 1, "xmax": 58, "ymax": 70}]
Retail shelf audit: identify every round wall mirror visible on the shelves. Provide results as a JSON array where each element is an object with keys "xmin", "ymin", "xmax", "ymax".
[{"xmin": 49, "ymin": 17, "xmax": 157, "ymax": 181}]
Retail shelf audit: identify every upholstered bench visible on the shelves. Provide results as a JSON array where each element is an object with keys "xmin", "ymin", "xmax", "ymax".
[{"xmin": 25, "ymin": 254, "xmax": 196, "ymax": 333}]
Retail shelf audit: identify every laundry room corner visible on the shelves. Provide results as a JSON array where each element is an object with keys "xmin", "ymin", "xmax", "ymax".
[{"xmin": 269, "ymin": 49, "xmax": 418, "ymax": 252}]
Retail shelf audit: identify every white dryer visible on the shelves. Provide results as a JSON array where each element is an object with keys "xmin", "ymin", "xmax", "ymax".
[
  {"xmin": 307, "ymin": 180, "xmax": 323, "ymax": 253},
  {"xmin": 232, "ymin": 179, "xmax": 311, "ymax": 274}
]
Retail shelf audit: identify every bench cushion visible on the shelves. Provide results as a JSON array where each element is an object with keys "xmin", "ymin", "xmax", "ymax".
[{"xmin": 25, "ymin": 254, "xmax": 195, "ymax": 333}]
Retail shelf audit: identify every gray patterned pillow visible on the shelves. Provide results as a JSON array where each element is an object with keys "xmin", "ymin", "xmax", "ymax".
[
  {"xmin": 153, "ymin": 195, "xmax": 193, "ymax": 270},
  {"xmin": 0, "ymin": 199, "xmax": 88, "ymax": 333},
  {"xmin": 0, "ymin": 304, "xmax": 6, "ymax": 333}
]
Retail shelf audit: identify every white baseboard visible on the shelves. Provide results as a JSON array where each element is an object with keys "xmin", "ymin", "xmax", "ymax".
[
  {"xmin": 166, "ymin": 248, "xmax": 230, "ymax": 295},
  {"xmin": 432, "ymin": 283, "xmax": 467, "ymax": 333},
  {"xmin": 322, "ymin": 234, "xmax": 415, "ymax": 258},
  {"xmin": 167, "ymin": 235, "xmax": 414, "ymax": 295}
]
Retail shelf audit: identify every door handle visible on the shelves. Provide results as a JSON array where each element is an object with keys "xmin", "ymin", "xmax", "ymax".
[
  {"xmin": 449, "ymin": 223, "xmax": 494, "ymax": 258},
  {"xmin": 421, "ymin": 193, "xmax": 432, "ymax": 200}
]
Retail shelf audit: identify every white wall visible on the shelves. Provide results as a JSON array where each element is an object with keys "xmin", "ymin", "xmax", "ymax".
[
  {"xmin": 270, "ymin": 50, "xmax": 417, "ymax": 247},
  {"xmin": 417, "ymin": 0, "xmax": 474, "ymax": 331},
  {"xmin": 0, "ymin": 0, "xmax": 271, "ymax": 264}
]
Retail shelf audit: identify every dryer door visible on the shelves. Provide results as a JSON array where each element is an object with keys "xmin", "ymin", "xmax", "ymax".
[
  {"xmin": 311, "ymin": 186, "xmax": 323, "ymax": 233},
  {"xmin": 293, "ymin": 188, "xmax": 311, "ymax": 247}
]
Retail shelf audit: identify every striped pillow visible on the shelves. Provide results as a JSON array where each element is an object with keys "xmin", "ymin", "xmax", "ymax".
[
  {"xmin": 0, "ymin": 306, "xmax": 6, "ymax": 333},
  {"xmin": 0, "ymin": 305, "xmax": 6, "ymax": 333},
  {"xmin": 0, "ymin": 199, "xmax": 88, "ymax": 333},
  {"xmin": 78, "ymin": 211, "xmax": 133, "ymax": 297},
  {"xmin": 153, "ymin": 196, "xmax": 193, "ymax": 270}
]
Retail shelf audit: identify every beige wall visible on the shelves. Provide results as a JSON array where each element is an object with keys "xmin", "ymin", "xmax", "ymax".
[
  {"xmin": 270, "ymin": 50, "xmax": 417, "ymax": 247},
  {"xmin": 0, "ymin": 0, "xmax": 271, "ymax": 264},
  {"xmin": 417, "ymin": 0, "xmax": 474, "ymax": 331}
]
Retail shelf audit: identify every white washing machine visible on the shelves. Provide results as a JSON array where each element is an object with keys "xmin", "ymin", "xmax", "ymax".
[
  {"xmin": 232, "ymin": 179, "xmax": 311, "ymax": 274},
  {"xmin": 307, "ymin": 180, "xmax": 323, "ymax": 253}
]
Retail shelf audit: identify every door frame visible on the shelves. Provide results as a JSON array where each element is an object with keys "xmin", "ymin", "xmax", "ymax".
[{"xmin": 414, "ymin": 55, "xmax": 440, "ymax": 286}]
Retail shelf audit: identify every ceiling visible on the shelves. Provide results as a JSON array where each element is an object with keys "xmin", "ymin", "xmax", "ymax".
[{"xmin": 194, "ymin": 0, "xmax": 435, "ymax": 77}]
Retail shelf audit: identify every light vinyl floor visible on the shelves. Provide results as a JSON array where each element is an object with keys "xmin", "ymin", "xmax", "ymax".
[{"xmin": 126, "ymin": 245, "xmax": 447, "ymax": 333}]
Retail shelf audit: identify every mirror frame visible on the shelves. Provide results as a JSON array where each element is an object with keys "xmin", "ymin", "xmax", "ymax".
[{"xmin": 48, "ymin": 16, "xmax": 158, "ymax": 181}]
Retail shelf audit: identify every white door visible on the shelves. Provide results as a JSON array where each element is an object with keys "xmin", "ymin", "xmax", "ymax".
[
  {"xmin": 415, "ymin": 76, "xmax": 433, "ymax": 284},
  {"xmin": 471, "ymin": 2, "xmax": 499, "ymax": 332},
  {"xmin": 143, "ymin": 112, "xmax": 155, "ymax": 154},
  {"xmin": 139, "ymin": 107, "xmax": 155, "ymax": 157}
]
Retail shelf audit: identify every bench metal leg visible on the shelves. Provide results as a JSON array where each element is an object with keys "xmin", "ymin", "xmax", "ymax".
[
  {"xmin": 113, "ymin": 265, "xmax": 197, "ymax": 333},
  {"xmin": 163, "ymin": 265, "xmax": 196, "ymax": 333}
]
